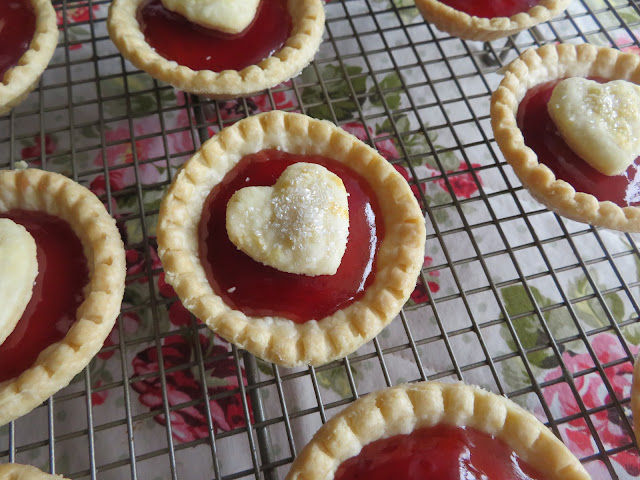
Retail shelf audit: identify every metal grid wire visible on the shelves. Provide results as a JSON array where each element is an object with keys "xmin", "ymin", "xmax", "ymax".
[{"xmin": 1, "ymin": 0, "xmax": 640, "ymax": 479}]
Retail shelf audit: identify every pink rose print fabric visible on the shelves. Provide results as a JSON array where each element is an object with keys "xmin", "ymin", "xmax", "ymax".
[{"xmin": 132, "ymin": 334, "xmax": 253, "ymax": 443}]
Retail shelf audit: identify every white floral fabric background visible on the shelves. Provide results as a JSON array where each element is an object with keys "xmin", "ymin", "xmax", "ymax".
[{"xmin": 1, "ymin": 0, "xmax": 640, "ymax": 479}]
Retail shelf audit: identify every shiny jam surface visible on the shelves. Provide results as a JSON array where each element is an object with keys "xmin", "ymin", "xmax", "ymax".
[
  {"xmin": 198, "ymin": 150, "xmax": 384, "ymax": 324},
  {"xmin": 439, "ymin": 0, "xmax": 539, "ymax": 18},
  {"xmin": 0, "ymin": 0, "xmax": 37, "ymax": 79},
  {"xmin": 138, "ymin": 0, "xmax": 292, "ymax": 72},
  {"xmin": 333, "ymin": 424, "xmax": 546, "ymax": 480},
  {"xmin": 0, "ymin": 210, "xmax": 89, "ymax": 383},
  {"xmin": 517, "ymin": 79, "xmax": 640, "ymax": 207}
]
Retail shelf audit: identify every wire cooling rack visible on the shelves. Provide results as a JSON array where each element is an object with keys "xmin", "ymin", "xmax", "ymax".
[{"xmin": 2, "ymin": 0, "xmax": 640, "ymax": 479}]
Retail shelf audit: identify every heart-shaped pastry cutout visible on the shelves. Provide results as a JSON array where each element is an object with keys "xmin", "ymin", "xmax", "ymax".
[
  {"xmin": 226, "ymin": 163, "xmax": 349, "ymax": 276},
  {"xmin": 161, "ymin": 0, "xmax": 260, "ymax": 34},
  {"xmin": 0, "ymin": 218, "xmax": 38, "ymax": 346},
  {"xmin": 548, "ymin": 77, "xmax": 640, "ymax": 176}
]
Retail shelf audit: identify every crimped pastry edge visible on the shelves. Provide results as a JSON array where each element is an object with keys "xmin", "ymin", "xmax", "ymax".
[
  {"xmin": 0, "ymin": 169, "xmax": 126, "ymax": 426},
  {"xmin": 633, "ymin": 357, "xmax": 640, "ymax": 446},
  {"xmin": 284, "ymin": 381, "xmax": 591, "ymax": 480},
  {"xmin": 107, "ymin": 0, "xmax": 325, "ymax": 99},
  {"xmin": 0, "ymin": 464, "xmax": 67, "ymax": 480},
  {"xmin": 0, "ymin": 0, "xmax": 58, "ymax": 115},
  {"xmin": 490, "ymin": 43, "xmax": 640, "ymax": 232},
  {"xmin": 415, "ymin": 0, "xmax": 571, "ymax": 42},
  {"xmin": 157, "ymin": 111, "xmax": 426, "ymax": 367}
]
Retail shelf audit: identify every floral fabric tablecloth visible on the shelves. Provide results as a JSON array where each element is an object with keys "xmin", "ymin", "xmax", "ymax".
[{"xmin": 1, "ymin": 0, "xmax": 640, "ymax": 479}]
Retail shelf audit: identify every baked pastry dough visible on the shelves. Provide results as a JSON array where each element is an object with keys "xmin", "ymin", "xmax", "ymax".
[
  {"xmin": 0, "ymin": 0, "xmax": 58, "ymax": 115},
  {"xmin": 0, "ymin": 219, "xmax": 38, "ymax": 346},
  {"xmin": 633, "ymin": 358, "xmax": 640, "ymax": 446},
  {"xmin": 285, "ymin": 382, "xmax": 589, "ymax": 480},
  {"xmin": 157, "ymin": 111, "xmax": 426, "ymax": 367},
  {"xmin": 547, "ymin": 78, "xmax": 640, "ymax": 176},
  {"xmin": 0, "ymin": 464, "xmax": 67, "ymax": 480},
  {"xmin": 0, "ymin": 169, "xmax": 126, "ymax": 426},
  {"xmin": 491, "ymin": 43, "xmax": 640, "ymax": 232},
  {"xmin": 226, "ymin": 163, "xmax": 349, "ymax": 276},
  {"xmin": 414, "ymin": 0, "xmax": 571, "ymax": 42},
  {"xmin": 161, "ymin": 0, "xmax": 259, "ymax": 33},
  {"xmin": 107, "ymin": 0, "xmax": 324, "ymax": 99}
]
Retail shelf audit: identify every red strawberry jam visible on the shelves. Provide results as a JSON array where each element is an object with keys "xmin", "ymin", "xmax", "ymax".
[
  {"xmin": 0, "ymin": 0, "xmax": 36, "ymax": 79},
  {"xmin": 517, "ymin": 79, "xmax": 640, "ymax": 207},
  {"xmin": 439, "ymin": 0, "xmax": 539, "ymax": 18},
  {"xmin": 334, "ymin": 424, "xmax": 546, "ymax": 480},
  {"xmin": 198, "ymin": 150, "xmax": 384, "ymax": 324},
  {"xmin": 0, "ymin": 210, "xmax": 89, "ymax": 383},
  {"xmin": 137, "ymin": 0, "xmax": 292, "ymax": 72}
]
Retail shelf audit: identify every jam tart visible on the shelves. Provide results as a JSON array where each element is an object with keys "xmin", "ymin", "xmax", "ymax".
[
  {"xmin": 0, "ymin": 168, "xmax": 126, "ymax": 426},
  {"xmin": 285, "ymin": 382, "xmax": 590, "ymax": 480},
  {"xmin": 491, "ymin": 43, "xmax": 640, "ymax": 232},
  {"xmin": 157, "ymin": 111, "xmax": 426, "ymax": 367},
  {"xmin": 107, "ymin": 0, "xmax": 325, "ymax": 99},
  {"xmin": 0, "ymin": 464, "xmax": 68, "ymax": 480},
  {"xmin": 414, "ymin": 0, "xmax": 571, "ymax": 42},
  {"xmin": 0, "ymin": 0, "xmax": 58, "ymax": 115}
]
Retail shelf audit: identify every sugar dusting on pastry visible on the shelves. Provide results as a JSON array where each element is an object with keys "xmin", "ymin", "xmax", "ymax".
[
  {"xmin": 547, "ymin": 77, "xmax": 640, "ymax": 176},
  {"xmin": 161, "ymin": 0, "xmax": 260, "ymax": 34},
  {"xmin": 0, "ymin": 218, "xmax": 38, "ymax": 346},
  {"xmin": 226, "ymin": 163, "xmax": 350, "ymax": 276}
]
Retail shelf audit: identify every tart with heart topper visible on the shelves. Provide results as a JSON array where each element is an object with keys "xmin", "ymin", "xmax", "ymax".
[
  {"xmin": 0, "ymin": 0, "xmax": 58, "ymax": 114},
  {"xmin": 0, "ymin": 168, "xmax": 126, "ymax": 426},
  {"xmin": 491, "ymin": 43, "xmax": 640, "ymax": 232},
  {"xmin": 107, "ymin": 0, "xmax": 324, "ymax": 99},
  {"xmin": 157, "ymin": 111, "xmax": 426, "ymax": 367},
  {"xmin": 0, "ymin": 463, "xmax": 69, "ymax": 480},
  {"xmin": 414, "ymin": 0, "xmax": 571, "ymax": 41},
  {"xmin": 285, "ymin": 382, "xmax": 589, "ymax": 480}
]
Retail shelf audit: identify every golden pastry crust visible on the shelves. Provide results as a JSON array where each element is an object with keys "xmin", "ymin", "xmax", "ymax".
[
  {"xmin": 0, "ymin": 169, "xmax": 126, "ymax": 426},
  {"xmin": 0, "ymin": 0, "xmax": 58, "ymax": 115},
  {"xmin": 491, "ymin": 43, "xmax": 640, "ymax": 232},
  {"xmin": 633, "ymin": 357, "xmax": 640, "ymax": 445},
  {"xmin": 415, "ymin": 0, "xmax": 571, "ymax": 41},
  {"xmin": 0, "ymin": 464, "xmax": 67, "ymax": 480},
  {"xmin": 285, "ymin": 382, "xmax": 590, "ymax": 480},
  {"xmin": 107, "ymin": 0, "xmax": 324, "ymax": 99},
  {"xmin": 157, "ymin": 111, "xmax": 426, "ymax": 367}
]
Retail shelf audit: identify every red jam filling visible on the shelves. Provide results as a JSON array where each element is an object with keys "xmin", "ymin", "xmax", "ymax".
[
  {"xmin": 198, "ymin": 150, "xmax": 384, "ymax": 324},
  {"xmin": 137, "ymin": 0, "xmax": 292, "ymax": 72},
  {"xmin": 517, "ymin": 79, "xmax": 640, "ymax": 207},
  {"xmin": 439, "ymin": 0, "xmax": 539, "ymax": 18},
  {"xmin": 0, "ymin": 0, "xmax": 36, "ymax": 79},
  {"xmin": 334, "ymin": 424, "xmax": 546, "ymax": 480},
  {"xmin": 0, "ymin": 210, "xmax": 89, "ymax": 383}
]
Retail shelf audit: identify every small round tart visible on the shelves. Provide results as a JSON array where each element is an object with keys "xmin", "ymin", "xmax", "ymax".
[
  {"xmin": 0, "ymin": 464, "xmax": 68, "ymax": 480},
  {"xmin": 491, "ymin": 43, "xmax": 640, "ymax": 232},
  {"xmin": 157, "ymin": 111, "xmax": 426, "ymax": 367},
  {"xmin": 285, "ymin": 382, "xmax": 589, "ymax": 480},
  {"xmin": 414, "ymin": 0, "xmax": 570, "ymax": 41},
  {"xmin": 0, "ymin": 0, "xmax": 58, "ymax": 115},
  {"xmin": 107, "ymin": 0, "xmax": 324, "ymax": 99},
  {"xmin": 0, "ymin": 169, "xmax": 126, "ymax": 426}
]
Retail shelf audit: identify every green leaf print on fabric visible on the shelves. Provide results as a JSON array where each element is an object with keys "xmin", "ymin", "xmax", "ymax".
[
  {"xmin": 372, "ymin": 0, "xmax": 421, "ymax": 24},
  {"xmin": 316, "ymin": 364, "xmax": 361, "ymax": 399},
  {"xmin": 572, "ymin": 273, "xmax": 625, "ymax": 331},
  {"xmin": 500, "ymin": 285, "xmax": 561, "ymax": 369},
  {"xmin": 301, "ymin": 64, "xmax": 367, "ymax": 122},
  {"xmin": 369, "ymin": 72, "xmax": 403, "ymax": 110},
  {"xmin": 101, "ymin": 77, "xmax": 177, "ymax": 118}
]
